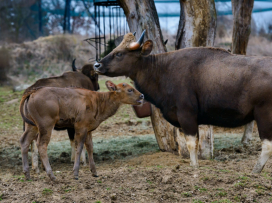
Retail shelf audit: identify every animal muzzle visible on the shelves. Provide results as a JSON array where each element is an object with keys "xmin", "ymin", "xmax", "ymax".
[
  {"xmin": 93, "ymin": 63, "xmax": 105, "ymax": 74},
  {"xmin": 136, "ymin": 94, "xmax": 144, "ymax": 105}
]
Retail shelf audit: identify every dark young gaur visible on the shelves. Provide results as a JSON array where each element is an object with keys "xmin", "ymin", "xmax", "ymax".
[
  {"xmin": 94, "ymin": 31, "xmax": 272, "ymax": 173},
  {"xmin": 22, "ymin": 60, "xmax": 99, "ymax": 173},
  {"xmin": 19, "ymin": 81, "xmax": 144, "ymax": 180}
]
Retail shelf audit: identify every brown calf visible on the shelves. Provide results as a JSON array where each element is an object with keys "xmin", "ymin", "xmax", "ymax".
[
  {"xmin": 19, "ymin": 81, "xmax": 144, "ymax": 181},
  {"xmin": 23, "ymin": 60, "xmax": 99, "ymax": 173}
]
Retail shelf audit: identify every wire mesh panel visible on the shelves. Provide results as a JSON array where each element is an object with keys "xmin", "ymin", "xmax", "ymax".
[{"xmin": 85, "ymin": 0, "xmax": 128, "ymax": 61}]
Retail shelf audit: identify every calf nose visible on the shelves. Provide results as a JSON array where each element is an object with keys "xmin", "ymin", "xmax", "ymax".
[
  {"xmin": 94, "ymin": 62, "xmax": 101, "ymax": 69},
  {"xmin": 140, "ymin": 94, "xmax": 144, "ymax": 99}
]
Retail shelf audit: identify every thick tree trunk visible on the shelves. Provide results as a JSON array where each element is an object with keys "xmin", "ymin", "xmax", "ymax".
[
  {"xmin": 231, "ymin": 0, "xmax": 254, "ymax": 145},
  {"xmin": 118, "ymin": 0, "xmax": 178, "ymax": 154},
  {"xmin": 175, "ymin": 0, "xmax": 217, "ymax": 159}
]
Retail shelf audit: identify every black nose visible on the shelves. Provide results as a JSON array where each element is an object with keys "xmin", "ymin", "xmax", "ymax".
[
  {"xmin": 94, "ymin": 63, "xmax": 101, "ymax": 68},
  {"xmin": 140, "ymin": 94, "xmax": 144, "ymax": 99}
]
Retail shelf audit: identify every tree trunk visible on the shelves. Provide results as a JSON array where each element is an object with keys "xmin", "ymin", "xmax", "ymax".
[
  {"xmin": 231, "ymin": 0, "xmax": 254, "ymax": 145},
  {"xmin": 118, "ymin": 0, "xmax": 178, "ymax": 154},
  {"xmin": 175, "ymin": 0, "xmax": 217, "ymax": 159}
]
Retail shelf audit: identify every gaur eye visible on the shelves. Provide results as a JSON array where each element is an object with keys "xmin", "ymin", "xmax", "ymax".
[
  {"xmin": 116, "ymin": 52, "xmax": 122, "ymax": 57},
  {"xmin": 128, "ymin": 89, "xmax": 134, "ymax": 92}
]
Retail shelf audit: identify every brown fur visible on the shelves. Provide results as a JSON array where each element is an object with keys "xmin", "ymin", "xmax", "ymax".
[{"xmin": 19, "ymin": 82, "xmax": 143, "ymax": 180}]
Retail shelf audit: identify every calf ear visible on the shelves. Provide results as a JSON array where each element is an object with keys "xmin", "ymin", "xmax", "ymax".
[
  {"xmin": 106, "ymin": 81, "xmax": 117, "ymax": 91},
  {"xmin": 141, "ymin": 40, "xmax": 153, "ymax": 56}
]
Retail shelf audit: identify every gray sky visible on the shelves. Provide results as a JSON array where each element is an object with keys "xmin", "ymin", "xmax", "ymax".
[{"xmin": 156, "ymin": 1, "xmax": 272, "ymax": 34}]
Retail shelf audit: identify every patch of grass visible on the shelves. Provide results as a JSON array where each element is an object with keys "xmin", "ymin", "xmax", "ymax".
[
  {"xmin": 97, "ymin": 180, "xmax": 102, "ymax": 183},
  {"xmin": 238, "ymin": 176, "xmax": 249, "ymax": 181},
  {"xmin": 181, "ymin": 192, "xmax": 192, "ymax": 197},
  {"xmin": 255, "ymin": 189, "xmax": 265, "ymax": 195},
  {"xmin": 64, "ymin": 189, "xmax": 71, "ymax": 193},
  {"xmin": 156, "ymin": 165, "xmax": 163, "ymax": 169},
  {"xmin": 261, "ymin": 172, "xmax": 272, "ymax": 180},
  {"xmin": 42, "ymin": 188, "xmax": 53, "ymax": 195},
  {"xmin": 133, "ymin": 141, "xmax": 150, "ymax": 148},
  {"xmin": 0, "ymin": 194, "xmax": 2, "ymax": 201},
  {"xmin": 234, "ymin": 195, "xmax": 241, "ymax": 202},
  {"xmin": 234, "ymin": 182, "xmax": 245, "ymax": 188},
  {"xmin": 254, "ymin": 184, "xmax": 267, "ymax": 190},
  {"xmin": 211, "ymin": 200, "xmax": 232, "ymax": 203},
  {"xmin": 146, "ymin": 180, "xmax": 152, "ymax": 184},
  {"xmin": 94, "ymin": 201, "xmax": 101, "ymax": 203},
  {"xmin": 193, "ymin": 200, "xmax": 204, "ymax": 203},
  {"xmin": 194, "ymin": 185, "xmax": 207, "ymax": 192},
  {"xmin": 201, "ymin": 176, "xmax": 210, "ymax": 181},
  {"xmin": 219, "ymin": 169, "xmax": 230, "ymax": 173},
  {"xmin": 106, "ymin": 187, "xmax": 111, "ymax": 190},
  {"xmin": 216, "ymin": 191, "xmax": 227, "ymax": 197}
]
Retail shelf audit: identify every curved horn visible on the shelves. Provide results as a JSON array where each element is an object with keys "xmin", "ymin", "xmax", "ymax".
[
  {"xmin": 129, "ymin": 30, "xmax": 146, "ymax": 50},
  {"xmin": 164, "ymin": 39, "xmax": 168, "ymax": 45},
  {"xmin": 133, "ymin": 32, "xmax": 136, "ymax": 36},
  {"xmin": 72, "ymin": 58, "xmax": 77, "ymax": 71}
]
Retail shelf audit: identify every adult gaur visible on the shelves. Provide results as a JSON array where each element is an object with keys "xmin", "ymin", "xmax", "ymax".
[
  {"xmin": 94, "ymin": 31, "xmax": 272, "ymax": 173},
  {"xmin": 22, "ymin": 59, "xmax": 99, "ymax": 173}
]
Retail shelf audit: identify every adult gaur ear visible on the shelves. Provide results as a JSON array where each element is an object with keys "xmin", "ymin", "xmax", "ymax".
[
  {"xmin": 141, "ymin": 40, "xmax": 153, "ymax": 56},
  {"xmin": 105, "ymin": 81, "xmax": 117, "ymax": 91}
]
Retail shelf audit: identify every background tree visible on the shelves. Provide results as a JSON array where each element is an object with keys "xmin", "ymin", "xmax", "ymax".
[
  {"xmin": 118, "ymin": 0, "xmax": 179, "ymax": 154},
  {"xmin": 231, "ymin": 0, "xmax": 254, "ymax": 145},
  {"xmin": 175, "ymin": 0, "xmax": 217, "ymax": 159}
]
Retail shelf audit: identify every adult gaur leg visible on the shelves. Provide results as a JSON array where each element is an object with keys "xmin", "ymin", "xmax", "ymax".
[
  {"xmin": 252, "ymin": 106, "xmax": 272, "ymax": 173},
  {"xmin": 31, "ymin": 140, "xmax": 39, "ymax": 174},
  {"xmin": 85, "ymin": 131, "xmax": 98, "ymax": 177},
  {"xmin": 36, "ymin": 122, "xmax": 56, "ymax": 181},
  {"xmin": 177, "ymin": 109, "xmax": 199, "ymax": 168},
  {"xmin": 20, "ymin": 123, "xmax": 38, "ymax": 180},
  {"xmin": 73, "ymin": 127, "xmax": 87, "ymax": 180}
]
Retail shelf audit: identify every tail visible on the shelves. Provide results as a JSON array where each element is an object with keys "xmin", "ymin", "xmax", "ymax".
[
  {"xmin": 20, "ymin": 89, "xmax": 40, "ymax": 126},
  {"xmin": 72, "ymin": 58, "xmax": 77, "ymax": 71}
]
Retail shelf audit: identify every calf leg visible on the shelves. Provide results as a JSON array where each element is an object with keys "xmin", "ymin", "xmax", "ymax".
[
  {"xmin": 20, "ymin": 125, "xmax": 38, "ymax": 180},
  {"xmin": 252, "ymin": 139, "xmax": 272, "ymax": 173},
  {"xmin": 80, "ymin": 147, "xmax": 87, "ymax": 166},
  {"xmin": 70, "ymin": 139, "xmax": 75, "ymax": 162},
  {"xmin": 68, "ymin": 128, "xmax": 87, "ymax": 165},
  {"xmin": 37, "ymin": 125, "xmax": 55, "ymax": 181},
  {"xmin": 85, "ymin": 131, "xmax": 98, "ymax": 177},
  {"xmin": 31, "ymin": 140, "xmax": 40, "ymax": 174},
  {"xmin": 242, "ymin": 121, "xmax": 254, "ymax": 145},
  {"xmin": 73, "ymin": 128, "xmax": 87, "ymax": 180}
]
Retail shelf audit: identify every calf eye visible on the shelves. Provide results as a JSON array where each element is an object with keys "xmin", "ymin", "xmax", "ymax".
[
  {"xmin": 128, "ymin": 89, "xmax": 134, "ymax": 92},
  {"xmin": 116, "ymin": 52, "xmax": 122, "ymax": 57}
]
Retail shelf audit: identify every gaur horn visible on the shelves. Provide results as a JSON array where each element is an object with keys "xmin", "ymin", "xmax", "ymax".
[
  {"xmin": 133, "ymin": 32, "xmax": 136, "ymax": 36},
  {"xmin": 72, "ymin": 58, "xmax": 77, "ymax": 71},
  {"xmin": 164, "ymin": 39, "xmax": 168, "ymax": 45},
  {"xmin": 129, "ymin": 30, "xmax": 146, "ymax": 50}
]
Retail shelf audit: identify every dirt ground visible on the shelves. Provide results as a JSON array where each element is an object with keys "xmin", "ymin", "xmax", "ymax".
[{"xmin": 1, "ymin": 84, "xmax": 272, "ymax": 203}]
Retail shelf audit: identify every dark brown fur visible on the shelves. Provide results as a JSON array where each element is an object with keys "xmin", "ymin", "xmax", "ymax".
[{"xmin": 94, "ymin": 32, "xmax": 272, "ymax": 172}]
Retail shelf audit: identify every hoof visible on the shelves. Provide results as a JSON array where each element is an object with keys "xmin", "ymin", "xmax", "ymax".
[
  {"xmin": 24, "ymin": 171, "xmax": 31, "ymax": 180},
  {"xmin": 49, "ymin": 174, "xmax": 56, "ymax": 181},
  {"xmin": 75, "ymin": 176, "xmax": 79, "ymax": 180},
  {"xmin": 92, "ymin": 174, "xmax": 99, "ymax": 178}
]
